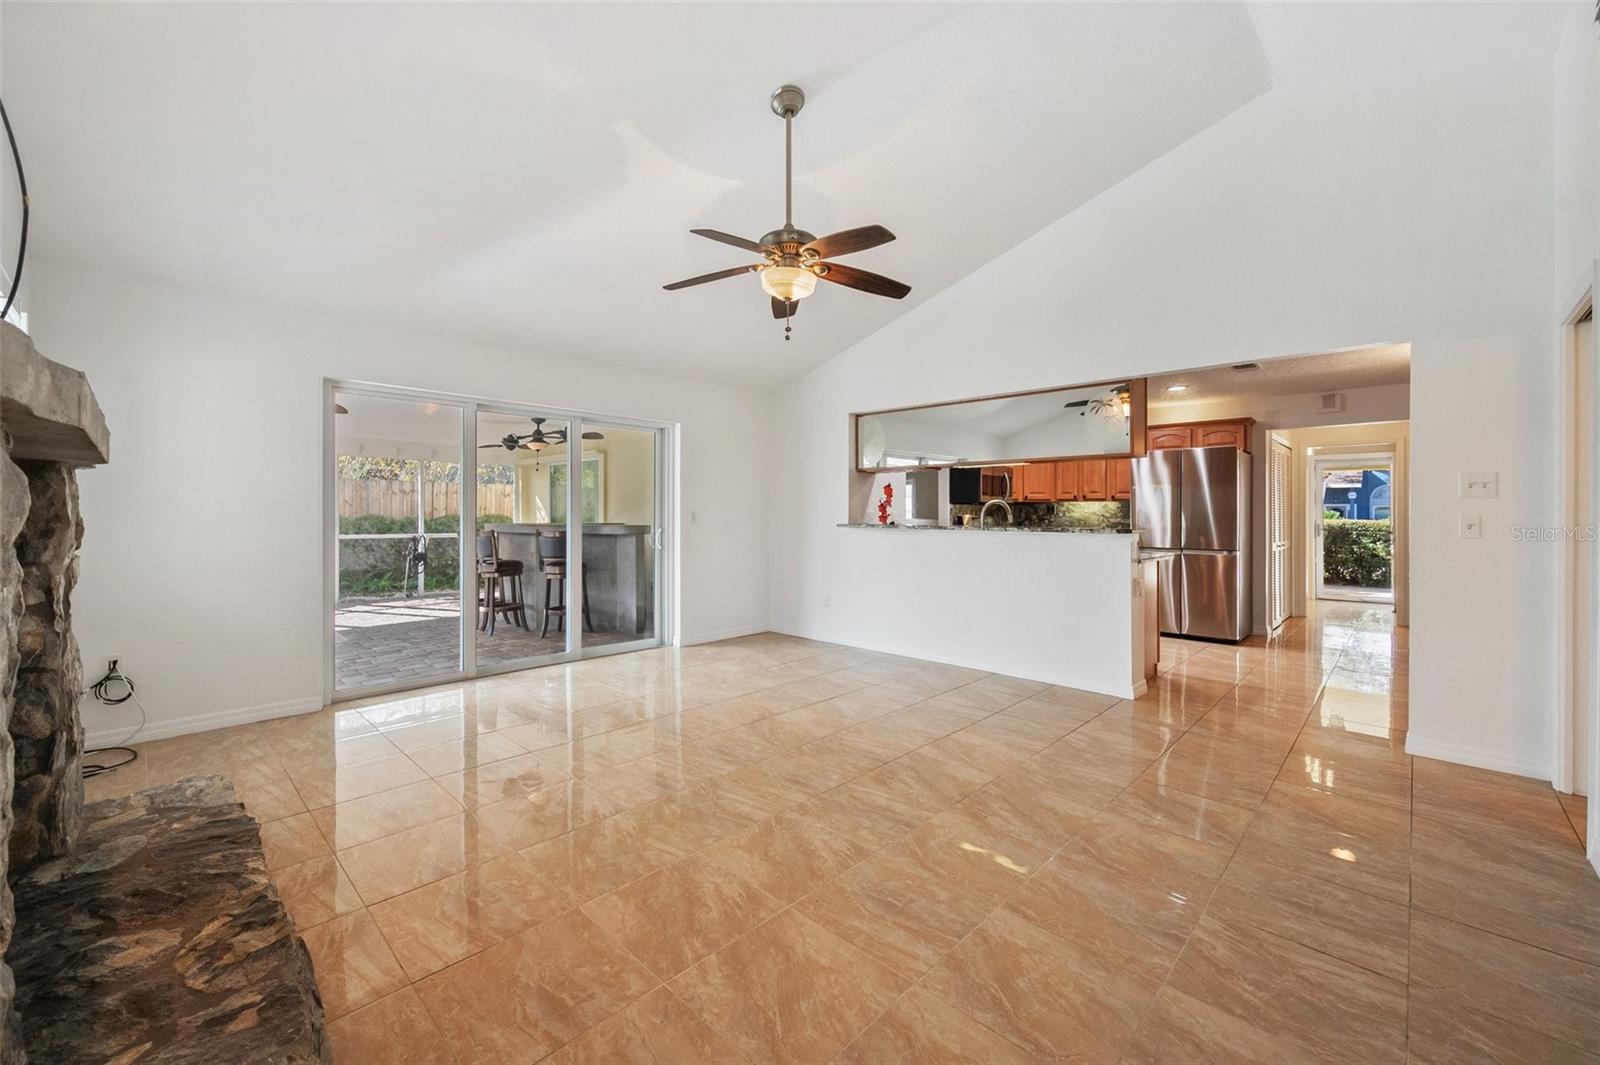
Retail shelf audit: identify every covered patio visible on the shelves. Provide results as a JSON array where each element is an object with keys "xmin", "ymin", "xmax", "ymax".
[{"xmin": 333, "ymin": 593, "xmax": 637, "ymax": 691}]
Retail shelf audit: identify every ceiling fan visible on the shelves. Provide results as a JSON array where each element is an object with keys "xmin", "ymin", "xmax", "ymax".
[
  {"xmin": 1064, "ymin": 385, "xmax": 1133, "ymax": 421},
  {"xmin": 663, "ymin": 85, "xmax": 911, "ymax": 340},
  {"xmin": 479, "ymin": 416, "xmax": 604, "ymax": 453}
]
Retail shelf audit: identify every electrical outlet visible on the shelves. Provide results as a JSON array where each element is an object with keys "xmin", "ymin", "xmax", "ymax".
[
  {"xmin": 1459, "ymin": 514, "xmax": 1482, "ymax": 539},
  {"xmin": 823, "ymin": 596, "xmax": 831, "ymax": 608},
  {"xmin": 1459, "ymin": 471, "xmax": 1498, "ymax": 499}
]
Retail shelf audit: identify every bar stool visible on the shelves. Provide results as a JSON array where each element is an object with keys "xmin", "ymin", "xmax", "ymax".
[
  {"xmin": 537, "ymin": 533, "xmax": 594, "ymax": 638},
  {"xmin": 476, "ymin": 532, "xmax": 528, "ymax": 636}
]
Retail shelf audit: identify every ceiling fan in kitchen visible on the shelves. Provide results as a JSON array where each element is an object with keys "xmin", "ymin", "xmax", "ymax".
[
  {"xmin": 479, "ymin": 416, "xmax": 604, "ymax": 453},
  {"xmin": 1064, "ymin": 385, "xmax": 1133, "ymax": 421},
  {"xmin": 662, "ymin": 85, "xmax": 911, "ymax": 340}
]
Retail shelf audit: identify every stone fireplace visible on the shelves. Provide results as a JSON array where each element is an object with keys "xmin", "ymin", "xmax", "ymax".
[{"xmin": 0, "ymin": 322, "xmax": 325, "ymax": 1062}]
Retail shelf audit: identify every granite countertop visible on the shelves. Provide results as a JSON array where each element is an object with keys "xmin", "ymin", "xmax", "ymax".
[{"xmin": 837, "ymin": 523, "xmax": 1134, "ymax": 535}]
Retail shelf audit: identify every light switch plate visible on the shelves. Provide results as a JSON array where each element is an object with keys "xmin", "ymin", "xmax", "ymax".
[
  {"xmin": 1459, "ymin": 513, "xmax": 1482, "ymax": 539},
  {"xmin": 1459, "ymin": 471, "xmax": 1498, "ymax": 499}
]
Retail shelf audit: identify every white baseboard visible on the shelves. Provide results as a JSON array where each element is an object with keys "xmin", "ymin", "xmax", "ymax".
[
  {"xmin": 1404, "ymin": 732, "xmax": 1550, "ymax": 782},
  {"xmin": 680, "ymin": 623, "xmax": 772, "ymax": 646},
  {"xmin": 768, "ymin": 624, "xmax": 1133, "ymax": 701},
  {"xmin": 84, "ymin": 694, "xmax": 324, "ymax": 748}
]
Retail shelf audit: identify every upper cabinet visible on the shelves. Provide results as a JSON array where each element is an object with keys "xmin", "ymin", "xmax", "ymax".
[
  {"xmin": 1078, "ymin": 459, "xmax": 1108, "ymax": 501},
  {"xmin": 1019, "ymin": 463, "xmax": 1056, "ymax": 501},
  {"xmin": 1147, "ymin": 419, "xmax": 1254, "ymax": 453},
  {"xmin": 854, "ymin": 378, "xmax": 1148, "ymax": 471},
  {"xmin": 1147, "ymin": 426, "xmax": 1193, "ymax": 450},
  {"xmin": 1109, "ymin": 460, "xmax": 1132, "ymax": 500},
  {"xmin": 1054, "ymin": 460, "xmax": 1079, "ymax": 501}
]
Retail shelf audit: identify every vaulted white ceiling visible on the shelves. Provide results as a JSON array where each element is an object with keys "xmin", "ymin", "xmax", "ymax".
[{"xmin": 0, "ymin": 2, "xmax": 1580, "ymax": 389}]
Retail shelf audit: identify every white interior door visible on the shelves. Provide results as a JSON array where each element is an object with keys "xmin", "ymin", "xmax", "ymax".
[{"xmin": 1268, "ymin": 436, "xmax": 1292, "ymax": 631}]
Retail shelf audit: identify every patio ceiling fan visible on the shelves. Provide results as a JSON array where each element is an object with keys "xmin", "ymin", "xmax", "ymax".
[
  {"xmin": 662, "ymin": 85, "xmax": 911, "ymax": 340},
  {"xmin": 479, "ymin": 416, "xmax": 604, "ymax": 453}
]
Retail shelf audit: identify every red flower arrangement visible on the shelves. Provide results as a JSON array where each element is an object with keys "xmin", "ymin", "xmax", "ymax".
[{"xmin": 877, "ymin": 483, "xmax": 894, "ymax": 525}]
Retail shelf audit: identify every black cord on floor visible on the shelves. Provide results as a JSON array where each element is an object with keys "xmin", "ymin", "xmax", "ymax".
[
  {"xmin": 81, "ymin": 660, "xmax": 145, "ymax": 779},
  {"xmin": 82, "ymin": 747, "xmax": 137, "ymax": 778}
]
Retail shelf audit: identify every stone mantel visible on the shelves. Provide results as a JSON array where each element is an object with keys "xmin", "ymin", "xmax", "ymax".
[
  {"xmin": 1, "ymin": 323, "xmax": 109, "ymax": 467},
  {"xmin": 1, "ymin": 321, "xmax": 112, "ymax": 1062}
]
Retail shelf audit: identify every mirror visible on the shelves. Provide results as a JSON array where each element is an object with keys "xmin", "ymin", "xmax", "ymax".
[{"xmin": 855, "ymin": 380, "xmax": 1143, "ymax": 470}]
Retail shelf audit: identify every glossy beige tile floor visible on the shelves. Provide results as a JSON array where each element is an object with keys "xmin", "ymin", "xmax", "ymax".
[{"xmin": 88, "ymin": 602, "xmax": 1600, "ymax": 1063}]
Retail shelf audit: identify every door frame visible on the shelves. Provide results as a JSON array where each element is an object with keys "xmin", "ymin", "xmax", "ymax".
[
  {"xmin": 1309, "ymin": 451, "xmax": 1396, "ymax": 604},
  {"xmin": 1554, "ymin": 280, "xmax": 1597, "ymax": 865},
  {"xmin": 322, "ymin": 378, "xmax": 677, "ymax": 705}
]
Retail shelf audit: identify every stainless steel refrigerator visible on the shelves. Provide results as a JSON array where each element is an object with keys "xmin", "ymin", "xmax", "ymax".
[{"xmin": 1133, "ymin": 446, "xmax": 1251, "ymax": 641}]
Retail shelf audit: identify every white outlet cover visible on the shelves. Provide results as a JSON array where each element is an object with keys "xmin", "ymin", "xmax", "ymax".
[
  {"xmin": 1459, "ymin": 471, "xmax": 1498, "ymax": 499},
  {"xmin": 1459, "ymin": 513, "xmax": 1482, "ymax": 538}
]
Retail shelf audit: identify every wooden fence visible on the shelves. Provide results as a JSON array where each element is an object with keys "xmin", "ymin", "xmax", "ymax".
[{"xmin": 339, "ymin": 478, "xmax": 514, "ymax": 520}]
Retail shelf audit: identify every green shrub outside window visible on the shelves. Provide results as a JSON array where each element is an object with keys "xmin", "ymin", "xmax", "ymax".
[{"xmin": 1322, "ymin": 518, "xmax": 1392, "ymax": 588}]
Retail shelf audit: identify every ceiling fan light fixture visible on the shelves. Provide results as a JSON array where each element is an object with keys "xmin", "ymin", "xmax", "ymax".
[
  {"xmin": 760, "ymin": 265, "xmax": 816, "ymax": 303},
  {"xmin": 524, "ymin": 438, "xmax": 549, "ymax": 452}
]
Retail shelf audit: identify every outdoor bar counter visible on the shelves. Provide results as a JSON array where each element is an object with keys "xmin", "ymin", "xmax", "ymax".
[{"xmin": 485, "ymin": 523, "xmax": 654, "ymax": 636}]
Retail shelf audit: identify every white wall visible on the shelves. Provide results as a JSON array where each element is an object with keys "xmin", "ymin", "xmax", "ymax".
[
  {"xmin": 1554, "ymin": 6, "xmax": 1598, "ymax": 312},
  {"xmin": 770, "ymin": 58, "xmax": 1556, "ymax": 778},
  {"xmin": 25, "ymin": 261, "xmax": 770, "ymax": 742}
]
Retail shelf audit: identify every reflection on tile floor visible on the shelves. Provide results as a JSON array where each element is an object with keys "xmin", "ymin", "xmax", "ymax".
[
  {"xmin": 88, "ymin": 602, "xmax": 1600, "ymax": 1063},
  {"xmin": 334, "ymin": 593, "xmax": 641, "ymax": 691}
]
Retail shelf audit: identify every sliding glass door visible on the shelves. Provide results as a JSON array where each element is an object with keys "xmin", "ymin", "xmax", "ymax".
[
  {"xmin": 326, "ymin": 382, "xmax": 671, "ymax": 700},
  {"xmin": 471, "ymin": 409, "xmax": 574, "ymax": 673},
  {"xmin": 330, "ymin": 390, "xmax": 465, "ymax": 694},
  {"xmin": 566, "ymin": 420, "xmax": 665, "ymax": 655}
]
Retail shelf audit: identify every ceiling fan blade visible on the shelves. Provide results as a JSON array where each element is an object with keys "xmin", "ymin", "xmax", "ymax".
[
  {"xmin": 689, "ymin": 229, "xmax": 769, "ymax": 254},
  {"xmin": 804, "ymin": 225, "xmax": 895, "ymax": 259},
  {"xmin": 816, "ymin": 262, "xmax": 911, "ymax": 300},
  {"xmin": 771, "ymin": 297, "xmax": 799, "ymax": 320},
  {"xmin": 663, "ymin": 263, "xmax": 763, "ymax": 291},
  {"xmin": 478, "ymin": 443, "xmax": 504, "ymax": 449},
  {"xmin": 581, "ymin": 431, "xmax": 605, "ymax": 440}
]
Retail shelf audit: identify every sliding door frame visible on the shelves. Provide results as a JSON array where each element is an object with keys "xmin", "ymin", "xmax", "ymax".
[{"xmin": 323, "ymin": 378, "xmax": 677, "ymax": 705}]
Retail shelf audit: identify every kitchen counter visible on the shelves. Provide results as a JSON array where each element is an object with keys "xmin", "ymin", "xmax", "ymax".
[
  {"xmin": 816, "ymin": 521, "xmax": 1148, "ymax": 699},
  {"xmin": 837, "ymin": 523, "xmax": 1133, "ymax": 535},
  {"xmin": 485, "ymin": 524, "xmax": 653, "ymax": 636}
]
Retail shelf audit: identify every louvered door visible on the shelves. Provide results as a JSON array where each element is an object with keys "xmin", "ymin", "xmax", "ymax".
[{"xmin": 1268, "ymin": 437, "xmax": 1292, "ymax": 632}]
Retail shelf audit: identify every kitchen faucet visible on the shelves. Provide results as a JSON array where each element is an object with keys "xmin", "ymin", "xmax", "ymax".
[{"xmin": 979, "ymin": 498, "xmax": 1013, "ymax": 529}]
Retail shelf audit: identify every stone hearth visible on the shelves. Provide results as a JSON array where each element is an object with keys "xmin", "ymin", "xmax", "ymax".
[{"xmin": 10, "ymin": 778, "xmax": 327, "ymax": 1064}]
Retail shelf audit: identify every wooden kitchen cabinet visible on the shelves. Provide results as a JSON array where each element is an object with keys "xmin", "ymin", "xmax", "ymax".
[
  {"xmin": 1019, "ymin": 462, "xmax": 1056, "ymax": 501},
  {"xmin": 1147, "ymin": 426, "xmax": 1193, "ymax": 450},
  {"xmin": 1053, "ymin": 460, "xmax": 1079, "ymax": 501},
  {"xmin": 1195, "ymin": 423, "xmax": 1249, "ymax": 449},
  {"xmin": 1078, "ymin": 459, "xmax": 1108, "ymax": 500},
  {"xmin": 1110, "ymin": 460, "xmax": 1133, "ymax": 500},
  {"xmin": 1148, "ymin": 419, "xmax": 1254, "ymax": 453}
]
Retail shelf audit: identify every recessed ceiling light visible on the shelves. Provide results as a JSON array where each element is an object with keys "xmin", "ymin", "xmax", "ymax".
[{"xmin": 1165, "ymin": 384, "xmax": 1188, "ymax": 393}]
